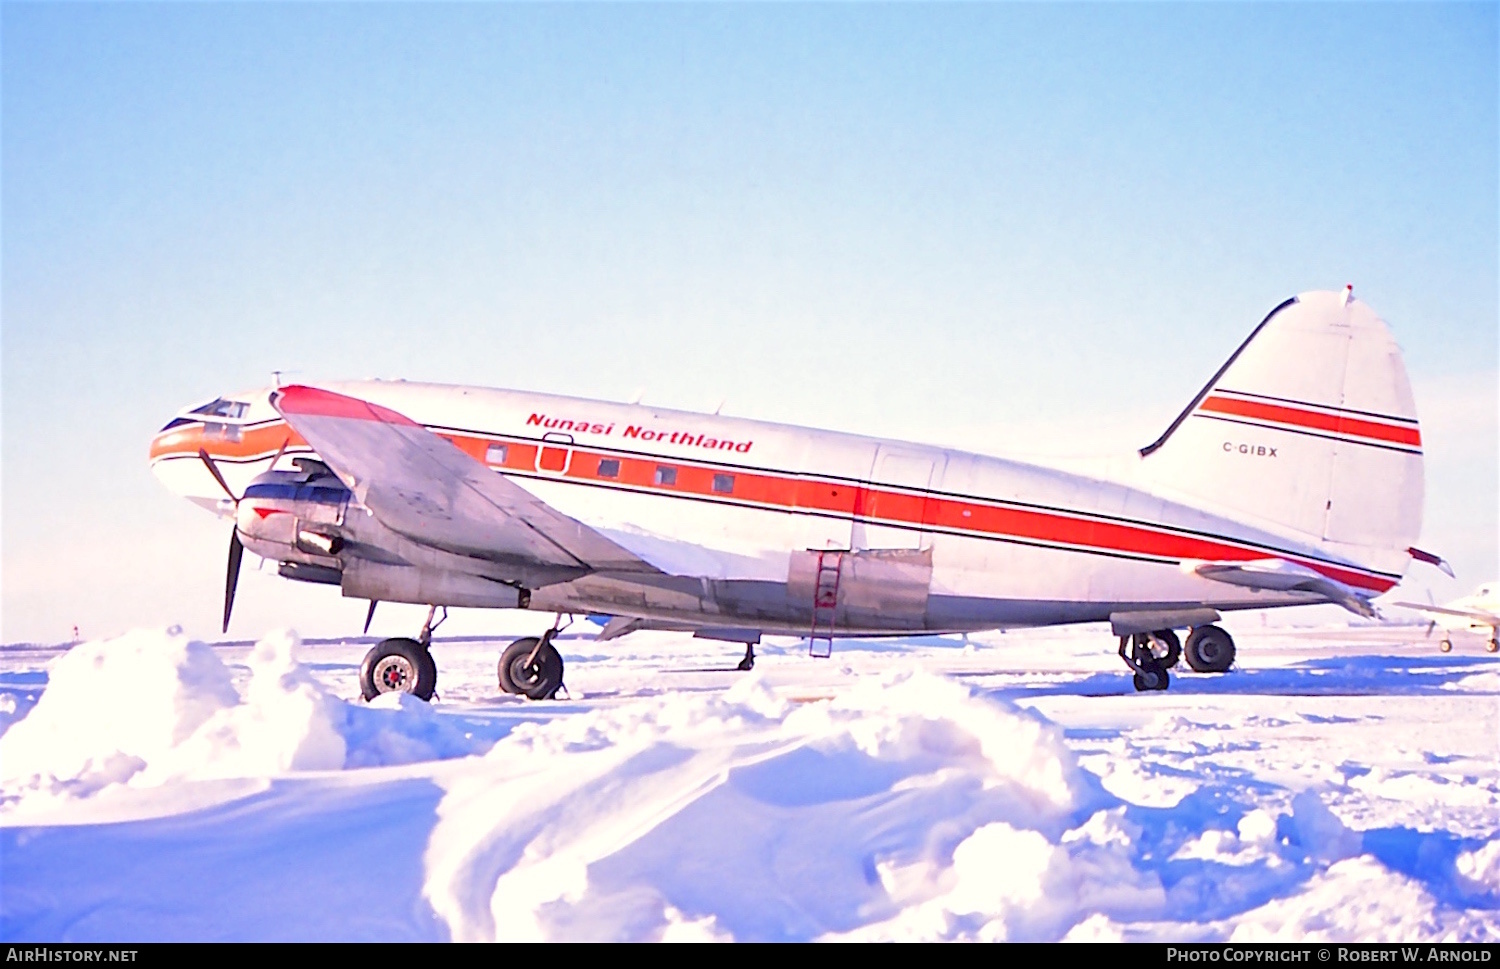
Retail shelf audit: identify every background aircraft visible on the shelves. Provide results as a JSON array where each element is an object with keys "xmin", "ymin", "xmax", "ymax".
[
  {"xmin": 151, "ymin": 288, "xmax": 1439, "ymax": 698},
  {"xmin": 1393, "ymin": 583, "xmax": 1500, "ymax": 652}
]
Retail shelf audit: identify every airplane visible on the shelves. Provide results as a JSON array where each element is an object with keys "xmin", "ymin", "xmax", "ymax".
[
  {"xmin": 149, "ymin": 287, "xmax": 1441, "ymax": 699},
  {"xmin": 1392, "ymin": 584, "xmax": 1500, "ymax": 653}
]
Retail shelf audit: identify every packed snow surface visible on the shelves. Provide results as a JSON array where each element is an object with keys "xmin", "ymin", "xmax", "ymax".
[{"xmin": 1, "ymin": 622, "xmax": 1497, "ymax": 941}]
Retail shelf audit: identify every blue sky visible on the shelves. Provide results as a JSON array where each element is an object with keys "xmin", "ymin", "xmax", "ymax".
[{"xmin": 3, "ymin": 3, "xmax": 1495, "ymax": 643}]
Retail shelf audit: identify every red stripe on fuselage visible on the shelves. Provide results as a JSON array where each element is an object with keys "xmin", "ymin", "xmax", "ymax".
[
  {"xmin": 171, "ymin": 400, "xmax": 1398, "ymax": 595},
  {"xmin": 465, "ymin": 436, "xmax": 1396, "ymax": 594},
  {"xmin": 1198, "ymin": 395, "xmax": 1421, "ymax": 447}
]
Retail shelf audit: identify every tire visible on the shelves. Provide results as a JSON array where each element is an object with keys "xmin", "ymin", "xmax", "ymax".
[
  {"xmin": 1132, "ymin": 666, "xmax": 1170, "ymax": 692},
  {"xmin": 1147, "ymin": 629, "xmax": 1182, "ymax": 669},
  {"xmin": 498, "ymin": 637, "xmax": 564, "ymax": 700},
  {"xmin": 1184, "ymin": 625, "xmax": 1236, "ymax": 673},
  {"xmin": 360, "ymin": 637, "xmax": 437, "ymax": 701}
]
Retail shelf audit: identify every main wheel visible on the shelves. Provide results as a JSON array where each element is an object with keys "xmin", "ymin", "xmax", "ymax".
[
  {"xmin": 1147, "ymin": 629, "xmax": 1182, "ymax": 669},
  {"xmin": 1184, "ymin": 625, "xmax": 1236, "ymax": 673},
  {"xmin": 359, "ymin": 637, "xmax": 438, "ymax": 701},
  {"xmin": 498, "ymin": 637, "xmax": 564, "ymax": 700}
]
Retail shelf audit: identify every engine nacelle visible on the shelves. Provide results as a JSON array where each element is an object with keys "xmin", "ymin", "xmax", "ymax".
[
  {"xmin": 236, "ymin": 459, "xmax": 352, "ymax": 568},
  {"xmin": 340, "ymin": 558, "xmax": 527, "ymax": 609}
]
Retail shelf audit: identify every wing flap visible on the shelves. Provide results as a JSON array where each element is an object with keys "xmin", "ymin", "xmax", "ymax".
[{"xmin": 271, "ymin": 385, "xmax": 658, "ymax": 577}]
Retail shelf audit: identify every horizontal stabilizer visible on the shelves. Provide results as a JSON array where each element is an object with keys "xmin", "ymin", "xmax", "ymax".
[{"xmin": 1186, "ymin": 557, "xmax": 1376, "ymax": 618}]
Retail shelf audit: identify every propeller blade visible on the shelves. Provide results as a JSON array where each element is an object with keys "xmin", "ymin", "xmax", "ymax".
[
  {"xmin": 270, "ymin": 435, "xmax": 291, "ymax": 471},
  {"xmin": 198, "ymin": 448, "xmax": 238, "ymax": 504},
  {"xmin": 223, "ymin": 530, "xmax": 244, "ymax": 633},
  {"xmin": 363, "ymin": 599, "xmax": 379, "ymax": 635}
]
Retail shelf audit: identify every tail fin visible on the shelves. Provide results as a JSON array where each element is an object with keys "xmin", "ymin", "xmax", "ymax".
[{"xmin": 1139, "ymin": 288, "xmax": 1422, "ymax": 575}]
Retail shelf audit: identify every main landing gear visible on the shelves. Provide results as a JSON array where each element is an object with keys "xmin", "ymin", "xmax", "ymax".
[
  {"xmin": 1183, "ymin": 625, "xmax": 1236, "ymax": 673},
  {"xmin": 1120, "ymin": 624, "xmax": 1237, "ymax": 692},
  {"xmin": 497, "ymin": 615, "xmax": 569, "ymax": 700},
  {"xmin": 1438, "ymin": 635, "xmax": 1499, "ymax": 654},
  {"xmin": 359, "ymin": 605, "xmax": 445, "ymax": 701},
  {"xmin": 360, "ymin": 607, "xmax": 572, "ymax": 702}
]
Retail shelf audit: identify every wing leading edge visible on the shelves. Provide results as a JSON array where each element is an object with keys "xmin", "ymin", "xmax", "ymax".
[{"xmin": 270, "ymin": 385, "xmax": 660, "ymax": 582}]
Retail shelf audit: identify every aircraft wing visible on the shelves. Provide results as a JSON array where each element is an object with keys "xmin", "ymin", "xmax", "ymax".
[
  {"xmin": 270, "ymin": 385, "xmax": 660, "ymax": 581},
  {"xmin": 1185, "ymin": 557, "xmax": 1376, "ymax": 618},
  {"xmin": 1390, "ymin": 602, "xmax": 1500, "ymax": 624}
]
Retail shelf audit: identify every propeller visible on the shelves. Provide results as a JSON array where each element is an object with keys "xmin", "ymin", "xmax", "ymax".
[
  {"xmin": 199, "ymin": 437, "xmax": 290, "ymax": 633},
  {"xmin": 224, "ymin": 531, "xmax": 245, "ymax": 634}
]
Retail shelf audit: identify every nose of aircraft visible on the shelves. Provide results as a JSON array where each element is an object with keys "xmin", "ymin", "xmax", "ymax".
[{"xmin": 148, "ymin": 393, "xmax": 268, "ymax": 513}]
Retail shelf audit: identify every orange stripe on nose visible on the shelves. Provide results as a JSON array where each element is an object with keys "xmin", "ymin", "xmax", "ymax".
[{"xmin": 148, "ymin": 422, "xmax": 308, "ymax": 461}]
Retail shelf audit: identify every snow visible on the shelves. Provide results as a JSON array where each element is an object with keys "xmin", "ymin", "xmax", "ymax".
[{"xmin": 1, "ymin": 622, "xmax": 1497, "ymax": 941}]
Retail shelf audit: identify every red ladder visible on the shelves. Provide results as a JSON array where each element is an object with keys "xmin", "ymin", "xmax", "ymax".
[{"xmin": 809, "ymin": 550, "xmax": 843, "ymax": 658}]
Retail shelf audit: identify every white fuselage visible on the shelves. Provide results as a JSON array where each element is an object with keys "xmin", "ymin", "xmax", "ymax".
[{"xmin": 150, "ymin": 380, "xmax": 1401, "ymax": 635}]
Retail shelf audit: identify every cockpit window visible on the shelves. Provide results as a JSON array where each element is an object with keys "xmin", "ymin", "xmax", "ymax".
[{"xmin": 190, "ymin": 399, "xmax": 249, "ymax": 419}]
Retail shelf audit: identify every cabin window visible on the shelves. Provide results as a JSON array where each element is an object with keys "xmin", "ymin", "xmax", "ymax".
[
  {"xmin": 712, "ymin": 473, "xmax": 735, "ymax": 494},
  {"xmin": 597, "ymin": 458, "xmax": 621, "ymax": 478},
  {"xmin": 486, "ymin": 444, "xmax": 509, "ymax": 465},
  {"xmin": 654, "ymin": 465, "xmax": 677, "ymax": 486}
]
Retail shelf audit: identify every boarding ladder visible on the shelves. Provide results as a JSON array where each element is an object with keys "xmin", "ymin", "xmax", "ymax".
[{"xmin": 808, "ymin": 550, "xmax": 844, "ymax": 659}]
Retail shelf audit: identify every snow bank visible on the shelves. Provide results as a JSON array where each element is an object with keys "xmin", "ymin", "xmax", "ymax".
[
  {"xmin": 0, "ymin": 628, "xmax": 489, "ymax": 808},
  {"xmin": 422, "ymin": 668, "xmax": 1167, "ymax": 942},
  {"xmin": 1229, "ymin": 856, "xmax": 1499, "ymax": 942},
  {"xmin": 1456, "ymin": 839, "xmax": 1500, "ymax": 898}
]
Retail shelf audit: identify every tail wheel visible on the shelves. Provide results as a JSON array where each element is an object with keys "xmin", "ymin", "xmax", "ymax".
[
  {"xmin": 1185, "ymin": 625, "xmax": 1236, "ymax": 673},
  {"xmin": 359, "ymin": 637, "xmax": 438, "ymax": 701},
  {"xmin": 498, "ymin": 637, "xmax": 564, "ymax": 700},
  {"xmin": 1132, "ymin": 664, "xmax": 1171, "ymax": 692}
]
